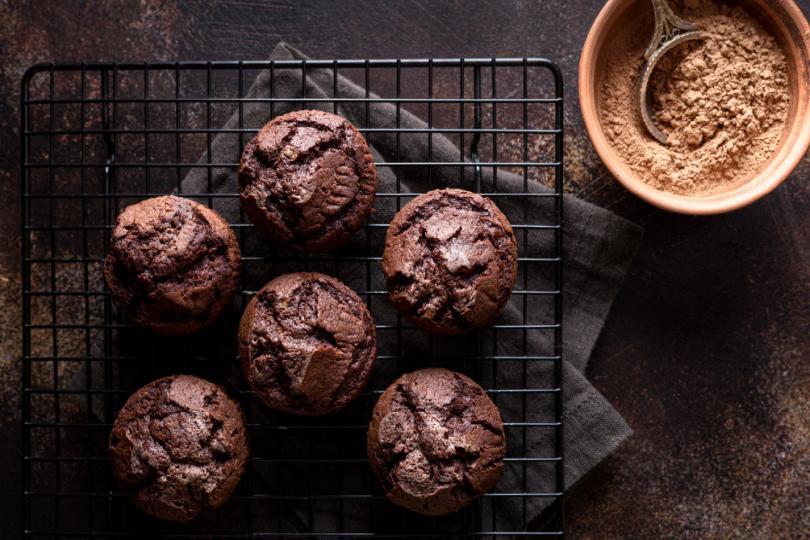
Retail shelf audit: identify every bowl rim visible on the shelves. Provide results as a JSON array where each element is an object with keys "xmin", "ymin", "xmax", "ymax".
[{"xmin": 579, "ymin": 0, "xmax": 810, "ymax": 215}]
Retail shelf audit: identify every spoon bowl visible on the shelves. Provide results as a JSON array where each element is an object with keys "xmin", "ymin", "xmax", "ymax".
[
  {"xmin": 639, "ymin": 29, "xmax": 708, "ymax": 144},
  {"xmin": 638, "ymin": 0, "xmax": 709, "ymax": 143}
]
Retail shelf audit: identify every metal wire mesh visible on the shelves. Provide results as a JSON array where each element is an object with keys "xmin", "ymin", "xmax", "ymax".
[{"xmin": 21, "ymin": 58, "xmax": 564, "ymax": 538}]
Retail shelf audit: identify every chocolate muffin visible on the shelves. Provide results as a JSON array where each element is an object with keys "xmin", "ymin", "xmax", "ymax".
[
  {"xmin": 104, "ymin": 195, "xmax": 241, "ymax": 335},
  {"xmin": 367, "ymin": 368, "xmax": 506, "ymax": 516},
  {"xmin": 238, "ymin": 109, "xmax": 377, "ymax": 252},
  {"xmin": 109, "ymin": 375, "xmax": 249, "ymax": 522},
  {"xmin": 239, "ymin": 272, "xmax": 376, "ymax": 415},
  {"xmin": 381, "ymin": 188, "xmax": 518, "ymax": 335}
]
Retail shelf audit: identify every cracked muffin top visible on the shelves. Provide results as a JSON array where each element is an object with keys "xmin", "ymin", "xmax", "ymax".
[
  {"xmin": 238, "ymin": 272, "xmax": 376, "ymax": 415},
  {"xmin": 238, "ymin": 109, "xmax": 377, "ymax": 252},
  {"xmin": 381, "ymin": 188, "xmax": 518, "ymax": 335},
  {"xmin": 103, "ymin": 195, "xmax": 241, "ymax": 335},
  {"xmin": 367, "ymin": 368, "xmax": 506, "ymax": 515},
  {"xmin": 109, "ymin": 375, "xmax": 249, "ymax": 522}
]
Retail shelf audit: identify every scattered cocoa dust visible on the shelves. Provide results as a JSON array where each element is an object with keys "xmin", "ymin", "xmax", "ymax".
[{"xmin": 600, "ymin": 1, "xmax": 790, "ymax": 195}]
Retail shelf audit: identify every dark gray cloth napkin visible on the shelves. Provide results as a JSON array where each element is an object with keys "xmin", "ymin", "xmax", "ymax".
[{"xmin": 178, "ymin": 42, "xmax": 641, "ymax": 530}]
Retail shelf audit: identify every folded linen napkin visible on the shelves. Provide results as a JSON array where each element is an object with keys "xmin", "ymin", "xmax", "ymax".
[{"xmin": 175, "ymin": 43, "xmax": 642, "ymax": 532}]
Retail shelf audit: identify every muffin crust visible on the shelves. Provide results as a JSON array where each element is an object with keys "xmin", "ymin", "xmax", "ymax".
[
  {"xmin": 367, "ymin": 368, "xmax": 506, "ymax": 515},
  {"xmin": 382, "ymin": 188, "xmax": 518, "ymax": 335},
  {"xmin": 238, "ymin": 109, "xmax": 377, "ymax": 251},
  {"xmin": 239, "ymin": 272, "xmax": 376, "ymax": 415},
  {"xmin": 109, "ymin": 375, "xmax": 249, "ymax": 522},
  {"xmin": 104, "ymin": 195, "xmax": 241, "ymax": 335}
]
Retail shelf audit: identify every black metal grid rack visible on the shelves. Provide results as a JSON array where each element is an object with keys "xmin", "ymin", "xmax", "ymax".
[{"xmin": 21, "ymin": 58, "xmax": 564, "ymax": 538}]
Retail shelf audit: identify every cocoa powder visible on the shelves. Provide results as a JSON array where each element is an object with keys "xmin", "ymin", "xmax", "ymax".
[{"xmin": 599, "ymin": 1, "xmax": 790, "ymax": 195}]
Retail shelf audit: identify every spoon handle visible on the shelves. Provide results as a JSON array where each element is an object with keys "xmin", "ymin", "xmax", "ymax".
[{"xmin": 645, "ymin": 0, "xmax": 700, "ymax": 60}]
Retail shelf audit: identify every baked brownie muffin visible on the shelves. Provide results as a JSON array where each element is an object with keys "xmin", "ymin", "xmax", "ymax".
[
  {"xmin": 239, "ymin": 272, "xmax": 376, "ymax": 415},
  {"xmin": 381, "ymin": 188, "xmax": 518, "ymax": 335},
  {"xmin": 109, "ymin": 375, "xmax": 249, "ymax": 522},
  {"xmin": 104, "ymin": 195, "xmax": 241, "ymax": 335},
  {"xmin": 368, "ymin": 368, "xmax": 506, "ymax": 515},
  {"xmin": 238, "ymin": 109, "xmax": 377, "ymax": 252}
]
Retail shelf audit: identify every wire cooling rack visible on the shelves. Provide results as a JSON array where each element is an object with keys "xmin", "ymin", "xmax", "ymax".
[{"xmin": 21, "ymin": 58, "xmax": 564, "ymax": 538}]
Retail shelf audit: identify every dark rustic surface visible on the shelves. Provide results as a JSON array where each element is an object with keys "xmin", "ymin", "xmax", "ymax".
[{"xmin": 2, "ymin": 1, "xmax": 809, "ymax": 537}]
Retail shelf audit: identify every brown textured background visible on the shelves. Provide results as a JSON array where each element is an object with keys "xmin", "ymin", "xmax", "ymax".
[{"xmin": 2, "ymin": 1, "xmax": 809, "ymax": 537}]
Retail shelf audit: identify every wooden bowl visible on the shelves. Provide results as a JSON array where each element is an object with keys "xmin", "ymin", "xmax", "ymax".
[{"xmin": 579, "ymin": 0, "xmax": 810, "ymax": 214}]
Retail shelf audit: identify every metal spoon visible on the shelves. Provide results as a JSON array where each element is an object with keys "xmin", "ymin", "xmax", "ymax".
[{"xmin": 639, "ymin": 0, "xmax": 708, "ymax": 144}]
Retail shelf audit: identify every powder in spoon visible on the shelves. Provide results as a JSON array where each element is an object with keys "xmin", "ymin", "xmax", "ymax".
[{"xmin": 599, "ymin": 1, "xmax": 790, "ymax": 195}]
